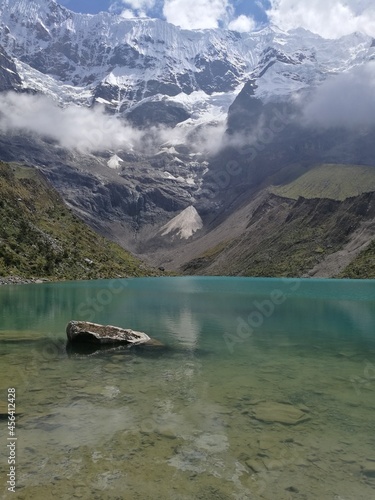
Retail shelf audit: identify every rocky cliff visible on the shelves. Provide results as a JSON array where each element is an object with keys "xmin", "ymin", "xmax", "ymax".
[{"xmin": 0, "ymin": 0, "xmax": 374, "ymax": 277}]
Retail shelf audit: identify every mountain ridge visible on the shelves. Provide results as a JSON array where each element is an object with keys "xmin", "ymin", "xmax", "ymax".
[
  {"xmin": 0, "ymin": 0, "xmax": 374, "ymax": 278},
  {"xmin": 0, "ymin": 161, "xmax": 159, "ymax": 280},
  {"xmin": 0, "ymin": 0, "xmax": 373, "ymax": 109}
]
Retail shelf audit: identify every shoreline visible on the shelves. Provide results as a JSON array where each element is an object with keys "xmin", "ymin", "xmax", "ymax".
[
  {"xmin": 1, "ymin": 275, "xmax": 374, "ymax": 286},
  {"xmin": 0, "ymin": 276, "xmax": 50, "ymax": 286},
  {"xmin": 0, "ymin": 273, "xmax": 166, "ymax": 286}
]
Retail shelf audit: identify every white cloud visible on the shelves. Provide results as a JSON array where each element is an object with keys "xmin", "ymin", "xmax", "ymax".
[
  {"xmin": 228, "ymin": 14, "xmax": 256, "ymax": 33},
  {"xmin": 0, "ymin": 93, "xmax": 145, "ymax": 153},
  {"xmin": 119, "ymin": 9, "xmax": 136, "ymax": 18},
  {"xmin": 163, "ymin": 0, "xmax": 230, "ymax": 30},
  {"xmin": 119, "ymin": 0, "xmax": 156, "ymax": 10},
  {"xmin": 112, "ymin": 0, "xmax": 257, "ymax": 31},
  {"xmin": 302, "ymin": 62, "xmax": 375, "ymax": 128},
  {"xmin": 111, "ymin": 0, "xmax": 155, "ymax": 18},
  {"xmin": 267, "ymin": 0, "xmax": 375, "ymax": 38},
  {"xmin": 0, "ymin": 92, "xmax": 228, "ymax": 156}
]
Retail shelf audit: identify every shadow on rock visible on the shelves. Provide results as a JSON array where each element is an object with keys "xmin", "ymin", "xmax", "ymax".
[{"xmin": 65, "ymin": 340, "xmax": 171, "ymax": 358}]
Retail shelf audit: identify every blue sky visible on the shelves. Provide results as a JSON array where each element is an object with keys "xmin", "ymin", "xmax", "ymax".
[
  {"xmin": 63, "ymin": 0, "xmax": 269, "ymax": 18},
  {"xmin": 60, "ymin": 1, "xmax": 113, "ymax": 14},
  {"xmin": 58, "ymin": 1, "xmax": 373, "ymax": 38},
  {"xmin": 60, "ymin": 0, "xmax": 270, "ymax": 30}
]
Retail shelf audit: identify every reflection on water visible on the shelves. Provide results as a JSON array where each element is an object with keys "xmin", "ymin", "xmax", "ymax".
[
  {"xmin": 0, "ymin": 277, "xmax": 375, "ymax": 499},
  {"xmin": 164, "ymin": 308, "xmax": 201, "ymax": 348}
]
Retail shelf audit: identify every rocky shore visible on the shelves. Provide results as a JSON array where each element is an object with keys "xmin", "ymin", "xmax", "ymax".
[{"xmin": 0, "ymin": 276, "xmax": 49, "ymax": 286}]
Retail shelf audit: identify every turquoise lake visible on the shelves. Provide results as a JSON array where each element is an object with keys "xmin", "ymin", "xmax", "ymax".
[{"xmin": 0, "ymin": 277, "xmax": 375, "ymax": 499}]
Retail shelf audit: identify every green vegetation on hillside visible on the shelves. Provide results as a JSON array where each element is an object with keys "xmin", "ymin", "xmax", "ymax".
[
  {"xmin": 272, "ymin": 164, "xmax": 375, "ymax": 201},
  {"xmin": 0, "ymin": 162, "xmax": 156, "ymax": 280},
  {"xmin": 340, "ymin": 240, "xmax": 375, "ymax": 279},
  {"xmin": 182, "ymin": 191, "xmax": 375, "ymax": 279},
  {"xmin": 183, "ymin": 202, "xmax": 344, "ymax": 277}
]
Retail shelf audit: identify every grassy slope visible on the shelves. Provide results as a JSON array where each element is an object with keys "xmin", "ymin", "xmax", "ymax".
[
  {"xmin": 271, "ymin": 164, "xmax": 375, "ymax": 201},
  {"xmin": 183, "ymin": 196, "xmax": 350, "ymax": 277},
  {"xmin": 0, "ymin": 162, "xmax": 158, "ymax": 280},
  {"xmin": 340, "ymin": 241, "xmax": 375, "ymax": 279},
  {"xmin": 182, "ymin": 163, "xmax": 375, "ymax": 278},
  {"xmin": 271, "ymin": 163, "xmax": 375, "ymax": 278}
]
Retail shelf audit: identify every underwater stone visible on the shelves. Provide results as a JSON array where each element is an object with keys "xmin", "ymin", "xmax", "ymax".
[
  {"xmin": 251, "ymin": 402, "xmax": 311, "ymax": 425},
  {"xmin": 246, "ymin": 459, "xmax": 265, "ymax": 473},
  {"xmin": 362, "ymin": 465, "xmax": 375, "ymax": 478},
  {"xmin": 0, "ymin": 403, "xmax": 8, "ymax": 419}
]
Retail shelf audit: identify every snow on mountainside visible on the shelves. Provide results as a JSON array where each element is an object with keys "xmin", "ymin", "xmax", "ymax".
[
  {"xmin": 0, "ymin": 0, "xmax": 375, "ymax": 270},
  {"xmin": 0, "ymin": 0, "xmax": 373, "ymax": 126}
]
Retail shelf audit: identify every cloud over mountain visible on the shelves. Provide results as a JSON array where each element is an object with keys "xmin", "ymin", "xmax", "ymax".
[
  {"xmin": 0, "ymin": 93, "xmax": 145, "ymax": 153},
  {"xmin": 228, "ymin": 14, "xmax": 256, "ymax": 33},
  {"xmin": 0, "ymin": 92, "xmax": 229, "ymax": 156},
  {"xmin": 113, "ymin": 0, "xmax": 157, "ymax": 18},
  {"xmin": 267, "ymin": 0, "xmax": 375, "ymax": 38},
  {"xmin": 163, "ymin": 0, "xmax": 230, "ymax": 29},
  {"xmin": 113, "ymin": 0, "xmax": 257, "ymax": 30},
  {"xmin": 302, "ymin": 62, "xmax": 375, "ymax": 128}
]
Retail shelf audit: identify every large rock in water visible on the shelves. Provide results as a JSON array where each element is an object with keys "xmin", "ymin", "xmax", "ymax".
[{"xmin": 66, "ymin": 321, "xmax": 152, "ymax": 346}]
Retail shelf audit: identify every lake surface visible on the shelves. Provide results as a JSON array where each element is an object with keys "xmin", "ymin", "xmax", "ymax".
[{"xmin": 0, "ymin": 277, "xmax": 375, "ymax": 500}]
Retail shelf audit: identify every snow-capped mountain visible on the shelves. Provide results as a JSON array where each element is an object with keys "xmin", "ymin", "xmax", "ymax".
[
  {"xmin": 0, "ymin": 44, "xmax": 22, "ymax": 91},
  {"xmin": 0, "ymin": 0, "xmax": 374, "ymax": 275},
  {"xmin": 0, "ymin": 0, "xmax": 373, "ymax": 122}
]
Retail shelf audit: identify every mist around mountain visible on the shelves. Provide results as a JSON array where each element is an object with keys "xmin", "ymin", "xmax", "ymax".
[{"xmin": 0, "ymin": 0, "xmax": 374, "ymax": 278}]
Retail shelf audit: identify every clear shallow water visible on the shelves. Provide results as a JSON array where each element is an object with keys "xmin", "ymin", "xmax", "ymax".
[{"xmin": 0, "ymin": 277, "xmax": 375, "ymax": 500}]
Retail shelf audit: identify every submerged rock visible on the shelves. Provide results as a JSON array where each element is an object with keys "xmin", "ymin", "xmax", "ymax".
[
  {"xmin": 0, "ymin": 402, "xmax": 23, "ymax": 418},
  {"xmin": 251, "ymin": 402, "xmax": 311, "ymax": 426},
  {"xmin": 0, "ymin": 402, "xmax": 8, "ymax": 419},
  {"xmin": 66, "ymin": 320, "xmax": 153, "ymax": 346},
  {"xmin": 362, "ymin": 465, "xmax": 375, "ymax": 478}
]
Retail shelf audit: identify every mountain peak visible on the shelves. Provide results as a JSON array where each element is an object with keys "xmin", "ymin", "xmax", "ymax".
[
  {"xmin": 0, "ymin": 0, "xmax": 70, "ymax": 26},
  {"xmin": 0, "ymin": 0, "xmax": 372, "ymax": 108},
  {"xmin": 256, "ymin": 23, "xmax": 289, "ymax": 35},
  {"xmin": 0, "ymin": 0, "xmax": 59, "ymax": 13}
]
